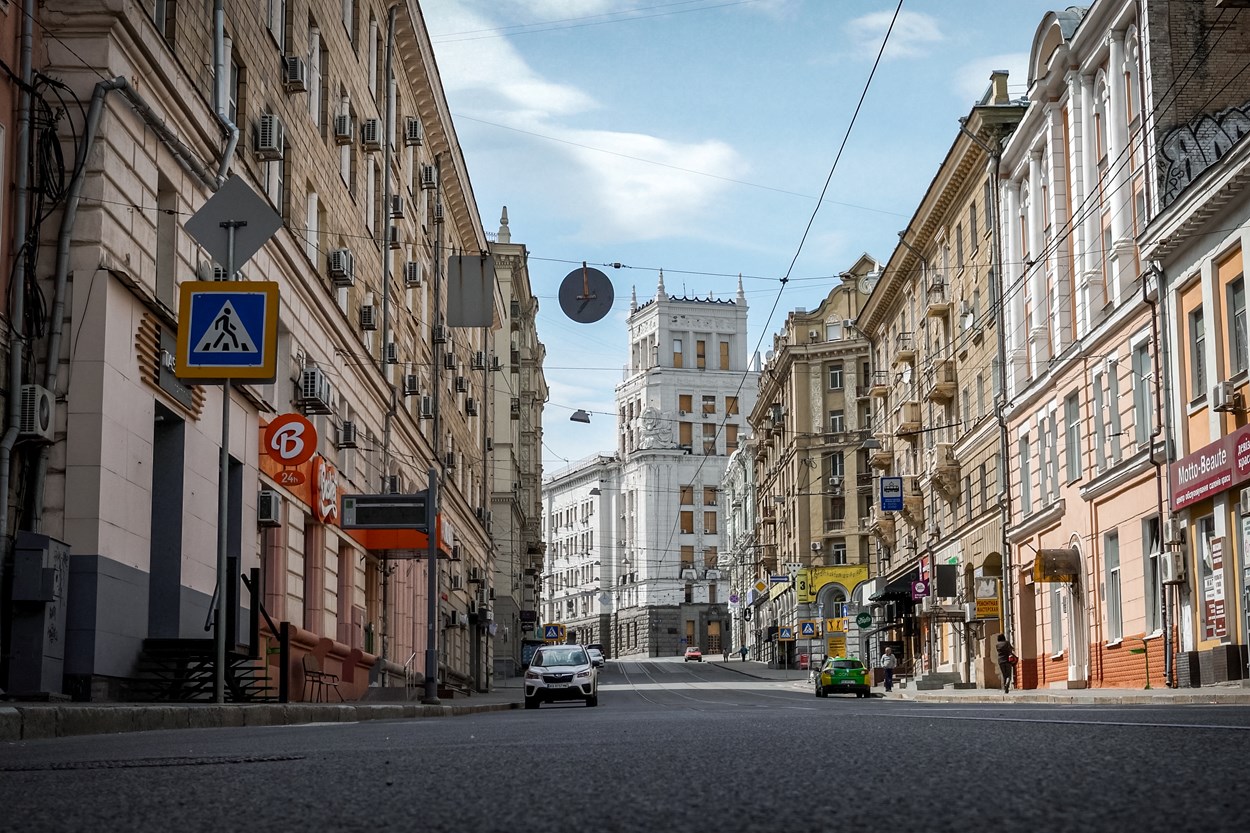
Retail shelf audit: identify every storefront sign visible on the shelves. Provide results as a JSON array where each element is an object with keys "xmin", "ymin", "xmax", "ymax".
[
  {"xmin": 974, "ymin": 576, "xmax": 1001, "ymax": 619},
  {"xmin": 1170, "ymin": 427, "xmax": 1250, "ymax": 509},
  {"xmin": 1204, "ymin": 536, "xmax": 1228, "ymax": 639}
]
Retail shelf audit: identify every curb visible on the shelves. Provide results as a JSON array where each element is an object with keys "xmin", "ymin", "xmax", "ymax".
[{"xmin": 0, "ymin": 700, "xmax": 520, "ymax": 741}]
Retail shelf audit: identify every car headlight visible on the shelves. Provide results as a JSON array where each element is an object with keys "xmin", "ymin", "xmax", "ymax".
[
  {"xmin": 525, "ymin": 670, "xmax": 541, "ymax": 681},
  {"xmin": 575, "ymin": 669, "xmax": 592, "ymax": 679}
]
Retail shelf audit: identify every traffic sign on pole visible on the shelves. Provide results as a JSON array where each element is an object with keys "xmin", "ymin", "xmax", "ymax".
[{"xmin": 175, "ymin": 281, "xmax": 279, "ymax": 381}]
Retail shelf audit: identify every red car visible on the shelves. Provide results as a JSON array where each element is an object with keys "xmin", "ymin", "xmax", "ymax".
[{"xmin": 684, "ymin": 647, "xmax": 703, "ymax": 662}]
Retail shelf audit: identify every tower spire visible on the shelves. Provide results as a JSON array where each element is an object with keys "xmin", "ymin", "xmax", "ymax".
[
  {"xmin": 736, "ymin": 274, "xmax": 745, "ymax": 304},
  {"xmin": 497, "ymin": 206, "xmax": 511, "ymax": 243},
  {"xmin": 657, "ymin": 269, "xmax": 666, "ymax": 299},
  {"xmin": 630, "ymin": 285, "xmax": 638, "ymax": 313}
]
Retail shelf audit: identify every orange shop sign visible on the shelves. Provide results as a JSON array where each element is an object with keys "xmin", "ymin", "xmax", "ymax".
[{"xmin": 258, "ymin": 421, "xmax": 339, "ymax": 527}]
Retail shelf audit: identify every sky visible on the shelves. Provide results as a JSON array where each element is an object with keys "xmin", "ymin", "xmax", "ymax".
[{"xmin": 418, "ymin": 0, "xmax": 1062, "ymax": 471}]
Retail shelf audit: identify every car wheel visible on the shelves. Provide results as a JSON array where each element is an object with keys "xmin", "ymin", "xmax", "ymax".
[
  {"xmin": 586, "ymin": 693, "xmax": 598, "ymax": 707},
  {"xmin": 524, "ymin": 696, "xmax": 539, "ymax": 709}
]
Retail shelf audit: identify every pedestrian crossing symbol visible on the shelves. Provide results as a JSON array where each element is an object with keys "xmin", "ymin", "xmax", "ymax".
[
  {"xmin": 778, "ymin": 626, "xmax": 795, "ymax": 641},
  {"xmin": 176, "ymin": 281, "xmax": 279, "ymax": 382},
  {"xmin": 799, "ymin": 620, "xmax": 817, "ymax": 637},
  {"xmin": 542, "ymin": 623, "xmax": 566, "ymax": 641}
]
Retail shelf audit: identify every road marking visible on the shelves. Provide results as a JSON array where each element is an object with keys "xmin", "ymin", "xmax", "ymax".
[{"xmin": 876, "ymin": 711, "xmax": 1250, "ymax": 731}]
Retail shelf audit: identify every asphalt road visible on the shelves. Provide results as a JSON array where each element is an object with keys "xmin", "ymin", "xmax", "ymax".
[{"xmin": 3, "ymin": 657, "xmax": 1249, "ymax": 832}]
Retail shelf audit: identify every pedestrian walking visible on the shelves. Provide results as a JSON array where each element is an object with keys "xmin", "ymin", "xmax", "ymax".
[
  {"xmin": 879, "ymin": 646, "xmax": 898, "ymax": 692},
  {"xmin": 740, "ymin": 645, "xmax": 749, "ymax": 662},
  {"xmin": 723, "ymin": 646, "xmax": 730, "ymax": 662},
  {"xmin": 996, "ymin": 634, "xmax": 1017, "ymax": 693}
]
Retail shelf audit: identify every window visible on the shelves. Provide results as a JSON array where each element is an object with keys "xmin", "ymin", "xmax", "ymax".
[
  {"xmin": 342, "ymin": 0, "xmax": 357, "ymax": 44},
  {"xmin": 830, "ymin": 539, "xmax": 847, "ymax": 565},
  {"xmin": 304, "ymin": 189, "xmax": 319, "ymax": 264},
  {"xmin": 152, "ymin": 0, "xmax": 175, "ymax": 43},
  {"xmin": 679, "ymin": 394, "xmax": 692, "ymax": 414},
  {"xmin": 826, "ymin": 320, "xmax": 843, "ymax": 341},
  {"xmin": 726, "ymin": 396, "xmax": 739, "ymax": 415},
  {"xmin": 703, "ymin": 547, "xmax": 718, "ymax": 568},
  {"xmin": 1019, "ymin": 434, "xmax": 1032, "ymax": 513},
  {"xmin": 1038, "ymin": 418, "xmax": 1049, "ymax": 503},
  {"xmin": 680, "ymin": 511, "xmax": 693, "ymax": 534},
  {"xmin": 827, "ymin": 451, "xmax": 845, "ymax": 476},
  {"xmin": 307, "ymin": 27, "xmax": 323, "ymax": 127},
  {"xmin": 704, "ymin": 487, "xmax": 717, "ymax": 506},
  {"xmin": 267, "ymin": 0, "xmax": 286, "ymax": 49},
  {"xmin": 702, "ymin": 395, "xmax": 716, "ymax": 414},
  {"xmin": 680, "ymin": 545, "xmax": 694, "ymax": 571},
  {"xmin": 720, "ymin": 341, "xmax": 730, "ymax": 370},
  {"xmin": 1229, "ymin": 277, "xmax": 1247, "ymax": 376},
  {"xmin": 673, "ymin": 338, "xmax": 683, "ymax": 368},
  {"xmin": 1108, "ymin": 366, "xmax": 1123, "ymax": 462},
  {"xmin": 703, "ymin": 512, "xmax": 717, "ymax": 534},
  {"xmin": 979, "ymin": 462, "xmax": 988, "ymax": 510},
  {"xmin": 1132, "ymin": 341, "xmax": 1153, "ymax": 445},
  {"xmin": 680, "ymin": 485, "xmax": 693, "ymax": 505},
  {"xmin": 702, "ymin": 423, "xmax": 717, "ymax": 455},
  {"xmin": 970, "ymin": 202, "xmax": 978, "ymax": 250},
  {"xmin": 1105, "ymin": 530, "xmax": 1122, "ymax": 641},
  {"xmin": 1143, "ymin": 517, "xmax": 1162, "ymax": 634},
  {"xmin": 955, "ymin": 223, "xmax": 964, "ymax": 269},
  {"xmin": 1050, "ymin": 586, "xmax": 1064, "ymax": 655},
  {"xmin": 1092, "ymin": 373, "xmax": 1107, "ymax": 470},
  {"xmin": 1190, "ymin": 307, "xmax": 1206, "ymax": 400},
  {"xmin": 696, "ymin": 339, "xmax": 706, "ymax": 369},
  {"xmin": 976, "ymin": 374, "xmax": 985, "ymax": 417},
  {"xmin": 964, "ymin": 475, "xmax": 973, "ymax": 521},
  {"xmin": 156, "ymin": 178, "xmax": 176, "ymax": 307},
  {"xmin": 829, "ymin": 410, "xmax": 845, "ymax": 433},
  {"xmin": 726, "ymin": 424, "xmax": 739, "ymax": 453},
  {"xmin": 1064, "ymin": 392, "xmax": 1081, "ymax": 481},
  {"xmin": 828, "ymin": 363, "xmax": 844, "ymax": 390}
]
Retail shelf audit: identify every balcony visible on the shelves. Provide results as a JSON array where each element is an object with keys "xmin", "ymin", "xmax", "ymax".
[
  {"xmin": 857, "ymin": 472, "xmax": 873, "ymax": 492},
  {"xmin": 868, "ymin": 436, "xmax": 893, "ymax": 469},
  {"xmin": 893, "ymin": 332, "xmax": 916, "ymax": 365},
  {"xmin": 856, "ymin": 384, "xmax": 872, "ymax": 399},
  {"xmin": 924, "ymin": 359, "xmax": 957, "ymax": 403},
  {"xmin": 868, "ymin": 507, "xmax": 896, "ymax": 547},
  {"xmin": 870, "ymin": 370, "xmax": 891, "ymax": 398},
  {"xmin": 931, "ymin": 442, "xmax": 960, "ymax": 494},
  {"xmin": 901, "ymin": 476, "xmax": 924, "ymax": 524},
  {"xmin": 825, "ymin": 518, "xmax": 846, "ymax": 534},
  {"xmin": 925, "ymin": 280, "xmax": 951, "ymax": 317},
  {"xmin": 895, "ymin": 400, "xmax": 921, "ymax": 435}
]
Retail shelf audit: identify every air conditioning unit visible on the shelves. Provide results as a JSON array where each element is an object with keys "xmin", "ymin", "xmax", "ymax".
[
  {"xmin": 829, "ymin": 476, "xmax": 843, "ymax": 488},
  {"xmin": 963, "ymin": 603, "xmax": 978, "ymax": 622},
  {"xmin": 389, "ymin": 195, "xmax": 404, "ymax": 219},
  {"xmin": 258, "ymin": 489, "xmax": 283, "ymax": 528},
  {"xmin": 472, "ymin": 351, "xmax": 486, "ymax": 370},
  {"xmin": 1240, "ymin": 489, "xmax": 1250, "ymax": 517},
  {"xmin": 808, "ymin": 329, "xmax": 820, "ymax": 341},
  {"xmin": 296, "ymin": 367, "xmax": 334, "ymax": 414},
  {"xmin": 404, "ymin": 261, "xmax": 422, "ymax": 288},
  {"xmin": 450, "ymin": 574, "xmax": 464, "ymax": 591},
  {"xmin": 333, "ymin": 114, "xmax": 354, "ymax": 145},
  {"xmin": 253, "ymin": 114, "xmax": 284, "ymax": 160},
  {"xmin": 491, "ymin": 356, "xmax": 502, "ymax": 372},
  {"xmin": 842, "ymin": 318, "xmax": 855, "ymax": 331},
  {"xmin": 1161, "ymin": 548, "xmax": 1186, "ymax": 584},
  {"xmin": 1213, "ymin": 380, "xmax": 1243, "ymax": 413},
  {"xmin": 339, "ymin": 420, "xmax": 358, "ymax": 449},
  {"xmin": 19, "ymin": 384, "xmax": 55, "ymax": 443},
  {"xmin": 450, "ymin": 544, "xmax": 462, "ymax": 560},
  {"xmin": 328, "ymin": 249, "xmax": 355, "ymax": 287},
  {"xmin": 360, "ymin": 118, "xmax": 382, "ymax": 151},
  {"xmin": 445, "ymin": 452, "xmax": 457, "ymax": 469},
  {"xmin": 433, "ymin": 325, "xmax": 447, "ymax": 344},
  {"xmin": 282, "ymin": 56, "xmax": 308, "ymax": 92},
  {"xmin": 810, "ymin": 542, "xmax": 821, "ymax": 552},
  {"xmin": 420, "ymin": 396, "xmax": 433, "ymax": 419},
  {"xmin": 443, "ymin": 353, "xmax": 457, "ymax": 371},
  {"xmin": 454, "ymin": 376, "xmax": 467, "ymax": 393},
  {"xmin": 403, "ymin": 374, "xmax": 420, "ymax": 397},
  {"xmin": 1164, "ymin": 517, "xmax": 1186, "ymax": 546},
  {"xmin": 433, "ymin": 199, "xmax": 445, "ymax": 224},
  {"xmin": 680, "ymin": 568, "xmax": 698, "ymax": 580},
  {"xmin": 359, "ymin": 304, "xmax": 377, "ymax": 331},
  {"xmin": 385, "ymin": 225, "xmax": 400, "ymax": 250},
  {"xmin": 465, "ymin": 398, "xmax": 478, "ymax": 416},
  {"xmin": 404, "ymin": 116, "xmax": 423, "ymax": 146},
  {"xmin": 385, "ymin": 343, "xmax": 398, "ymax": 364},
  {"xmin": 420, "ymin": 164, "xmax": 437, "ymax": 190}
]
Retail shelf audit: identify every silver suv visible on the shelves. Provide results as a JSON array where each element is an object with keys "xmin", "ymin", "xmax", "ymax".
[{"xmin": 524, "ymin": 644, "xmax": 599, "ymax": 708}]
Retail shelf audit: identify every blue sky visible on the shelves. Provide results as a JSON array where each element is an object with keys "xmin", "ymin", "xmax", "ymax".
[{"xmin": 419, "ymin": 0, "xmax": 1061, "ymax": 469}]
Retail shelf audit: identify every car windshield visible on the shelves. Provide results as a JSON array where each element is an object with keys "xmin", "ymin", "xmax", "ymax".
[
  {"xmin": 832, "ymin": 660, "xmax": 863, "ymax": 670},
  {"xmin": 534, "ymin": 648, "xmax": 586, "ymax": 667}
]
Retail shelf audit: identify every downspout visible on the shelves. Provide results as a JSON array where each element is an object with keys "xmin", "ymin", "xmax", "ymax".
[
  {"xmin": 29, "ymin": 5, "xmax": 238, "ymax": 528},
  {"xmin": 1146, "ymin": 261, "xmax": 1175, "ymax": 687},
  {"xmin": 0, "ymin": 0, "xmax": 39, "ymax": 686},
  {"xmin": 379, "ymin": 3, "xmax": 398, "ymax": 672}
]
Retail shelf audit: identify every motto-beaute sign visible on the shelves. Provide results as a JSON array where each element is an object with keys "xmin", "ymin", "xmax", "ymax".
[{"xmin": 1169, "ymin": 426, "xmax": 1250, "ymax": 510}]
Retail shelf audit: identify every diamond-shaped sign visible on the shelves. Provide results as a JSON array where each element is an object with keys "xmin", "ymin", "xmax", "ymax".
[{"xmin": 185, "ymin": 175, "xmax": 283, "ymax": 270}]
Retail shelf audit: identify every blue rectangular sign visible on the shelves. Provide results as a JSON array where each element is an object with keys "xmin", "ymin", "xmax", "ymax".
[{"xmin": 880, "ymin": 476, "xmax": 903, "ymax": 511}]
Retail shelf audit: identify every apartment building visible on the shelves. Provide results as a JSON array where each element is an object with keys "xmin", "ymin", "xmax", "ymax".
[
  {"xmin": 2, "ymin": 1, "xmax": 525, "ymax": 701},
  {"xmin": 860, "ymin": 74, "xmax": 1025, "ymax": 686},
  {"xmin": 749, "ymin": 262, "xmax": 875, "ymax": 665},
  {"xmin": 721, "ymin": 441, "xmax": 757, "ymax": 658},
  {"xmin": 1141, "ymin": 2, "xmax": 1250, "ymax": 686},
  {"xmin": 488, "ymin": 209, "xmax": 547, "ymax": 679}
]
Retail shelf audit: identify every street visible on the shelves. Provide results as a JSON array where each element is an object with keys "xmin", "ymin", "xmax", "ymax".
[{"xmin": 3, "ymin": 658, "xmax": 1249, "ymax": 832}]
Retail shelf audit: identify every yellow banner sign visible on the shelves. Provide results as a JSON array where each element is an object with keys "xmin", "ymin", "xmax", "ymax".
[
  {"xmin": 975, "ymin": 598, "xmax": 1001, "ymax": 619},
  {"xmin": 826, "ymin": 617, "xmax": 849, "ymax": 633},
  {"xmin": 827, "ymin": 636, "xmax": 847, "ymax": 658}
]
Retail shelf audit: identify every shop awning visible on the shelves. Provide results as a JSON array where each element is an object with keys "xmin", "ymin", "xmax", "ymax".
[
  {"xmin": 868, "ymin": 568, "xmax": 919, "ymax": 602},
  {"xmin": 1033, "ymin": 547, "xmax": 1080, "ymax": 583}
]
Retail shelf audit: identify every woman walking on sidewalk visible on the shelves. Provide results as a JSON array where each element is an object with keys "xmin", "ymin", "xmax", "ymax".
[{"xmin": 996, "ymin": 634, "xmax": 1016, "ymax": 693}]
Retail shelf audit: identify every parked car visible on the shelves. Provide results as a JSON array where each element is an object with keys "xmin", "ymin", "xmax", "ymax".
[
  {"xmin": 586, "ymin": 646, "xmax": 605, "ymax": 667},
  {"xmin": 524, "ymin": 645, "xmax": 599, "ymax": 708},
  {"xmin": 684, "ymin": 646, "xmax": 703, "ymax": 662},
  {"xmin": 815, "ymin": 656, "xmax": 870, "ymax": 698}
]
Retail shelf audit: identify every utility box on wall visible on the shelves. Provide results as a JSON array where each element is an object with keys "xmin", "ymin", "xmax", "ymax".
[{"xmin": 8, "ymin": 532, "xmax": 71, "ymax": 697}]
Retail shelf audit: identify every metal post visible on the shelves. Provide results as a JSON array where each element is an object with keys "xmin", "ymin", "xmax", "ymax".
[
  {"xmin": 422, "ymin": 468, "xmax": 441, "ymax": 704},
  {"xmin": 214, "ymin": 219, "xmax": 244, "ymax": 703}
]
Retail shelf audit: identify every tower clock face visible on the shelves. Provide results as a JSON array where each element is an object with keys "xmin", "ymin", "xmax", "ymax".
[{"xmin": 559, "ymin": 264, "xmax": 615, "ymax": 324}]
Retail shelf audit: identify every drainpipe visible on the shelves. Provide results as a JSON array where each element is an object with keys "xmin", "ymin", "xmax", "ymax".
[
  {"xmin": 0, "ymin": 0, "xmax": 38, "ymax": 687},
  {"xmin": 1146, "ymin": 261, "xmax": 1175, "ymax": 687}
]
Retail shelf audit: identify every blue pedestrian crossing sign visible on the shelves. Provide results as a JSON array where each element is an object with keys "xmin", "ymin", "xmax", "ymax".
[
  {"xmin": 176, "ymin": 281, "xmax": 279, "ymax": 382},
  {"xmin": 799, "ymin": 620, "xmax": 818, "ymax": 637},
  {"xmin": 542, "ymin": 623, "xmax": 567, "ymax": 641},
  {"xmin": 778, "ymin": 626, "xmax": 795, "ymax": 642}
]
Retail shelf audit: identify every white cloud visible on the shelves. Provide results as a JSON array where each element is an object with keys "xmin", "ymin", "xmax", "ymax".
[
  {"xmin": 953, "ymin": 52, "xmax": 1031, "ymax": 105},
  {"xmin": 845, "ymin": 10, "xmax": 943, "ymax": 59}
]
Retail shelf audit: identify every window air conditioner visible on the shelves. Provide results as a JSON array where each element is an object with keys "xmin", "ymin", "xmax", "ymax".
[
  {"xmin": 1161, "ymin": 549, "xmax": 1186, "ymax": 584},
  {"xmin": 385, "ymin": 343, "xmax": 398, "ymax": 365},
  {"xmin": 445, "ymin": 452, "xmax": 457, "ymax": 469},
  {"xmin": 339, "ymin": 420, "xmax": 358, "ymax": 449},
  {"xmin": 360, "ymin": 118, "xmax": 382, "ymax": 151},
  {"xmin": 334, "ymin": 114, "xmax": 354, "ymax": 145},
  {"xmin": 472, "ymin": 351, "xmax": 487, "ymax": 370},
  {"xmin": 258, "ymin": 489, "xmax": 283, "ymax": 528},
  {"xmin": 433, "ymin": 325, "xmax": 447, "ymax": 344},
  {"xmin": 389, "ymin": 195, "xmax": 404, "ymax": 219},
  {"xmin": 420, "ymin": 165, "xmax": 437, "ymax": 190},
  {"xmin": 403, "ymin": 375, "xmax": 420, "ymax": 397},
  {"xmin": 253, "ymin": 114, "xmax": 284, "ymax": 160},
  {"xmin": 404, "ymin": 261, "xmax": 422, "ymax": 288},
  {"xmin": 465, "ymin": 398, "xmax": 478, "ymax": 416},
  {"xmin": 454, "ymin": 376, "xmax": 467, "ymax": 393},
  {"xmin": 19, "ymin": 384, "xmax": 55, "ymax": 443},
  {"xmin": 1164, "ymin": 517, "xmax": 1186, "ymax": 546},
  {"xmin": 404, "ymin": 116, "xmax": 423, "ymax": 146},
  {"xmin": 433, "ymin": 199, "xmax": 445, "ymax": 224},
  {"xmin": 359, "ymin": 304, "xmax": 377, "ymax": 331},
  {"xmin": 450, "ymin": 574, "xmax": 464, "ymax": 591},
  {"xmin": 1213, "ymin": 381, "xmax": 1242, "ymax": 413},
  {"xmin": 328, "ymin": 249, "xmax": 355, "ymax": 287},
  {"xmin": 809, "ymin": 329, "xmax": 820, "ymax": 341},
  {"xmin": 387, "ymin": 225, "xmax": 401, "ymax": 250},
  {"xmin": 443, "ymin": 353, "xmax": 457, "ymax": 370},
  {"xmin": 420, "ymin": 396, "xmax": 433, "ymax": 419},
  {"xmin": 282, "ymin": 56, "xmax": 308, "ymax": 92},
  {"xmin": 810, "ymin": 542, "xmax": 821, "ymax": 552}
]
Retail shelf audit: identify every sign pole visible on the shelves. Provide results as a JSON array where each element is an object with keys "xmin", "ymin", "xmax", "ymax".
[
  {"xmin": 422, "ymin": 468, "xmax": 441, "ymax": 704},
  {"xmin": 215, "ymin": 219, "xmax": 245, "ymax": 704}
]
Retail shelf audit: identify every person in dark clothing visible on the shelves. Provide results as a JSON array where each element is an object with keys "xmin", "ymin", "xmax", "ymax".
[{"xmin": 996, "ymin": 633, "xmax": 1015, "ymax": 693}]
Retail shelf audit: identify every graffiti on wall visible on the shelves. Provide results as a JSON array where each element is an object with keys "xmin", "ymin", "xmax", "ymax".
[{"xmin": 1160, "ymin": 99, "xmax": 1250, "ymax": 206}]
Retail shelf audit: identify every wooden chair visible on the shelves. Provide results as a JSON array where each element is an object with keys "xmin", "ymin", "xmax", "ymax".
[{"xmin": 302, "ymin": 653, "xmax": 342, "ymax": 702}]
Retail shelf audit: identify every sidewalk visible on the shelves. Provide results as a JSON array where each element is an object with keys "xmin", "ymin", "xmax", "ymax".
[{"xmin": 712, "ymin": 659, "xmax": 1250, "ymax": 705}]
